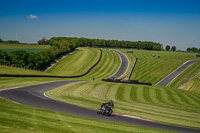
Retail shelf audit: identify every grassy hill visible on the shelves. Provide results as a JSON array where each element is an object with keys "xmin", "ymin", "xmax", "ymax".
[
  {"xmin": 46, "ymin": 81, "xmax": 200, "ymax": 129},
  {"xmin": 82, "ymin": 48, "xmax": 121, "ymax": 79},
  {"xmin": 130, "ymin": 50, "xmax": 197, "ymax": 85},
  {"xmin": 46, "ymin": 47, "xmax": 101, "ymax": 76},
  {"xmin": 0, "ymin": 43, "xmax": 50, "ymax": 53}
]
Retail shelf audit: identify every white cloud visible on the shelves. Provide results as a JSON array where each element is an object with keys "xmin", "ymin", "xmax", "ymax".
[{"xmin": 27, "ymin": 14, "xmax": 38, "ymax": 19}]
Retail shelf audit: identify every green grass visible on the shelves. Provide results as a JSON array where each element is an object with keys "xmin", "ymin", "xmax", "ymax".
[
  {"xmin": 0, "ymin": 65, "xmax": 49, "ymax": 76},
  {"xmin": 130, "ymin": 50, "xmax": 197, "ymax": 85},
  {"xmin": 46, "ymin": 81, "xmax": 200, "ymax": 129},
  {"xmin": 47, "ymin": 47, "xmax": 101, "ymax": 76},
  {"xmin": 81, "ymin": 48, "xmax": 121, "ymax": 79},
  {"xmin": 178, "ymin": 71, "xmax": 200, "ymax": 93},
  {"xmin": 0, "ymin": 77, "xmax": 70, "ymax": 89},
  {"xmin": 168, "ymin": 62, "xmax": 200, "ymax": 89},
  {"xmin": 0, "ymin": 43, "xmax": 50, "ymax": 53},
  {"xmin": 0, "ymin": 78, "xmax": 172, "ymax": 133}
]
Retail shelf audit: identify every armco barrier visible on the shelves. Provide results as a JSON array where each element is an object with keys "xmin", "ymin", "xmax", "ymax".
[
  {"xmin": 128, "ymin": 57, "xmax": 138, "ymax": 80},
  {"xmin": 0, "ymin": 49, "xmax": 102, "ymax": 78},
  {"xmin": 176, "ymin": 70, "xmax": 200, "ymax": 88},
  {"xmin": 102, "ymin": 79, "xmax": 152, "ymax": 86}
]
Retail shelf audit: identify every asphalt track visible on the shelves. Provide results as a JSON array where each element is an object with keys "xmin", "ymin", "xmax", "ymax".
[
  {"xmin": 109, "ymin": 50, "xmax": 129, "ymax": 78},
  {"xmin": 1, "ymin": 51, "xmax": 200, "ymax": 132},
  {"xmin": 157, "ymin": 59, "xmax": 200, "ymax": 86}
]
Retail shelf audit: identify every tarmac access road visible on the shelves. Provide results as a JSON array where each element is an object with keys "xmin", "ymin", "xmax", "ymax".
[
  {"xmin": 0, "ymin": 80, "xmax": 200, "ymax": 133},
  {"xmin": 157, "ymin": 59, "xmax": 200, "ymax": 86}
]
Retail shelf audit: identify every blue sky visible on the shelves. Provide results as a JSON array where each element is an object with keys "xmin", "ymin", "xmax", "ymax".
[{"xmin": 0, "ymin": 0, "xmax": 200, "ymax": 50}]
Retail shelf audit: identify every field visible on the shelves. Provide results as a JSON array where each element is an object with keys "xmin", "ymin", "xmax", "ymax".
[
  {"xmin": 46, "ymin": 81, "xmax": 200, "ymax": 129},
  {"xmin": 130, "ymin": 50, "xmax": 197, "ymax": 85},
  {"xmin": 0, "ymin": 65, "xmax": 49, "ymax": 76},
  {"xmin": 47, "ymin": 48, "xmax": 121, "ymax": 79},
  {"xmin": 82, "ymin": 48, "xmax": 121, "ymax": 79},
  {"xmin": 47, "ymin": 48, "xmax": 101, "ymax": 76},
  {"xmin": 0, "ymin": 78, "xmax": 171, "ymax": 133},
  {"xmin": 178, "ymin": 71, "xmax": 200, "ymax": 93},
  {"xmin": 0, "ymin": 43, "xmax": 50, "ymax": 53}
]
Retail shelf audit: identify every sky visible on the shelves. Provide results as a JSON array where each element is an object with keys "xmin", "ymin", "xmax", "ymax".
[{"xmin": 0, "ymin": 0, "xmax": 200, "ymax": 50}]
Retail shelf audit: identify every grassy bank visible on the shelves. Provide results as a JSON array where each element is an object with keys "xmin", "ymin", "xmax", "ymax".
[
  {"xmin": 0, "ymin": 65, "xmax": 49, "ymax": 76},
  {"xmin": 47, "ymin": 48, "xmax": 101, "ymax": 76},
  {"xmin": 82, "ymin": 48, "xmax": 121, "ymax": 80},
  {"xmin": 168, "ymin": 62, "xmax": 200, "ymax": 89},
  {"xmin": 46, "ymin": 81, "xmax": 200, "ymax": 129},
  {"xmin": 130, "ymin": 50, "xmax": 197, "ymax": 85},
  {"xmin": 178, "ymin": 72, "xmax": 200, "ymax": 93}
]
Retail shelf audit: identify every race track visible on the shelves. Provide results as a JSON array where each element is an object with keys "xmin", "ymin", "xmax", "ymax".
[
  {"xmin": 0, "ymin": 51, "xmax": 200, "ymax": 133},
  {"xmin": 108, "ymin": 50, "xmax": 129, "ymax": 78},
  {"xmin": 157, "ymin": 59, "xmax": 200, "ymax": 86},
  {"xmin": 0, "ymin": 80, "xmax": 200, "ymax": 133}
]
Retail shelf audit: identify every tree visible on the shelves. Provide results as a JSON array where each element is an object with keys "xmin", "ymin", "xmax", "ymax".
[
  {"xmin": 0, "ymin": 38, "xmax": 2, "ymax": 42},
  {"xmin": 171, "ymin": 46, "xmax": 176, "ymax": 51},
  {"xmin": 38, "ymin": 37, "xmax": 47, "ymax": 45},
  {"xmin": 165, "ymin": 45, "xmax": 170, "ymax": 51},
  {"xmin": 186, "ymin": 47, "xmax": 191, "ymax": 52},
  {"xmin": 191, "ymin": 47, "xmax": 198, "ymax": 52}
]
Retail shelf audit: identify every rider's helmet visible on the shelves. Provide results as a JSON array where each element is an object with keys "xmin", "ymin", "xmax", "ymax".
[{"xmin": 109, "ymin": 100, "xmax": 114, "ymax": 108}]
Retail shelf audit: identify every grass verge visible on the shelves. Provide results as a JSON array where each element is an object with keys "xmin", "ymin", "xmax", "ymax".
[
  {"xmin": 130, "ymin": 50, "xmax": 197, "ymax": 85},
  {"xmin": 168, "ymin": 62, "xmax": 200, "ymax": 89}
]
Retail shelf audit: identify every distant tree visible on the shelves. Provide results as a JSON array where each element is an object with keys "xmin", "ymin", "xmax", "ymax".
[
  {"xmin": 0, "ymin": 50, "xmax": 10, "ymax": 64},
  {"xmin": 186, "ymin": 47, "xmax": 191, "ymax": 52},
  {"xmin": 171, "ymin": 46, "xmax": 176, "ymax": 51},
  {"xmin": 5, "ymin": 40, "xmax": 19, "ymax": 44},
  {"xmin": 191, "ymin": 47, "xmax": 198, "ymax": 52},
  {"xmin": 165, "ymin": 45, "xmax": 170, "ymax": 51},
  {"xmin": 0, "ymin": 38, "xmax": 2, "ymax": 42},
  {"xmin": 38, "ymin": 37, "xmax": 47, "ymax": 45},
  {"xmin": 153, "ymin": 45, "xmax": 162, "ymax": 51}
]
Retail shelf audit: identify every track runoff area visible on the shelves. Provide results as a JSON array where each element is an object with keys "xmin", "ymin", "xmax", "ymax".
[{"xmin": 0, "ymin": 50, "xmax": 200, "ymax": 133}]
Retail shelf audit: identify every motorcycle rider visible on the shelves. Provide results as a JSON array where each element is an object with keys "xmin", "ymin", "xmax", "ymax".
[{"xmin": 101, "ymin": 100, "xmax": 114, "ymax": 108}]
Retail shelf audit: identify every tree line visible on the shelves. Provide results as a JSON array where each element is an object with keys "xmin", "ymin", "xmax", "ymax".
[
  {"xmin": 186, "ymin": 47, "xmax": 200, "ymax": 53},
  {"xmin": 0, "ymin": 37, "xmax": 78, "ymax": 70},
  {"xmin": 0, "ymin": 38, "xmax": 19, "ymax": 44},
  {"xmin": 38, "ymin": 37, "xmax": 163, "ymax": 50}
]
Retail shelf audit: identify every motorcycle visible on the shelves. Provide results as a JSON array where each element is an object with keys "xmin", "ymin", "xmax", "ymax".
[{"xmin": 97, "ymin": 105, "xmax": 113, "ymax": 116}]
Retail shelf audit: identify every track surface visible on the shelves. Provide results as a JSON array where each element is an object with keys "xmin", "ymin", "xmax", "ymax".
[
  {"xmin": 0, "ymin": 81, "xmax": 200, "ymax": 133},
  {"xmin": 1, "ymin": 51, "xmax": 200, "ymax": 132},
  {"xmin": 157, "ymin": 59, "xmax": 200, "ymax": 86},
  {"xmin": 108, "ymin": 50, "xmax": 129, "ymax": 78}
]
